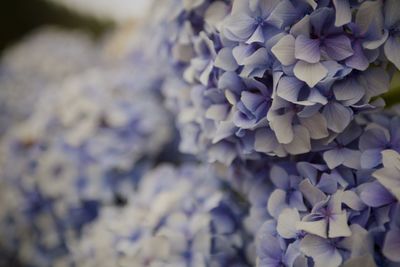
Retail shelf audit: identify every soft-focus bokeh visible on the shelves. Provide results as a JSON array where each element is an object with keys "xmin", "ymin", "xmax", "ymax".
[{"xmin": 1, "ymin": 1, "xmax": 400, "ymax": 267}]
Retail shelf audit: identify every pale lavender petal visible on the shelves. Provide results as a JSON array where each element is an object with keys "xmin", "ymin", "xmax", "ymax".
[
  {"xmin": 205, "ymin": 104, "xmax": 230, "ymax": 121},
  {"xmin": 295, "ymin": 35, "xmax": 321, "ymax": 63},
  {"xmin": 246, "ymin": 25, "xmax": 265, "ymax": 44},
  {"xmin": 333, "ymin": 0, "xmax": 351, "ymax": 26},
  {"xmin": 323, "ymin": 149, "xmax": 345, "ymax": 169},
  {"xmin": 277, "ymin": 208, "xmax": 300, "ymax": 239},
  {"xmin": 218, "ymin": 71, "xmax": 244, "ymax": 93},
  {"xmin": 383, "ymin": 228, "xmax": 400, "ymax": 262},
  {"xmin": 214, "ymin": 48, "xmax": 238, "ymax": 71},
  {"xmin": 208, "ymin": 142, "xmax": 237, "ymax": 165},
  {"xmin": 270, "ymin": 111, "xmax": 295, "ymax": 144},
  {"xmin": 299, "ymin": 113, "xmax": 329, "ymax": 140},
  {"xmin": 271, "ymin": 34, "xmax": 296, "ymax": 65},
  {"xmin": 223, "ymin": 14, "xmax": 255, "ymax": 41},
  {"xmin": 299, "ymin": 179, "xmax": 326, "ymax": 206},
  {"xmin": 384, "ymin": 36, "xmax": 400, "ymax": 70},
  {"xmin": 276, "ymin": 76, "xmax": 303, "ymax": 103},
  {"xmin": 267, "ymin": 0, "xmax": 299, "ymax": 28},
  {"xmin": 297, "ymin": 220, "xmax": 328, "ymax": 238},
  {"xmin": 300, "ymin": 235, "xmax": 342, "ymax": 267},
  {"xmin": 283, "ymin": 125, "xmax": 311, "ymax": 155},
  {"xmin": 212, "ymin": 121, "xmax": 237, "ymax": 143},
  {"xmin": 204, "ymin": 1, "xmax": 229, "ymax": 31},
  {"xmin": 294, "ymin": 61, "xmax": 328, "ymax": 87},
  {"xmin": 254, "ymin": 128, "xmax": 279, "ymax": 154},
  {"xmin": 328, "ymin": 212, "xmax": 351, "ymax": 238},
  {"xmin": 322, "ymin": 102, "xmax": 352, "ymax": 133},
  {"xmin": 342, "ymin": 190, "xmax": 366, "ymax": 211},
  {"xmin": 267, "ymin": 189, "xmax": 289, "ymax": 218},
  {"xmin": 340, "ymin": 148, "xmax": 362, "ymax": 169}
]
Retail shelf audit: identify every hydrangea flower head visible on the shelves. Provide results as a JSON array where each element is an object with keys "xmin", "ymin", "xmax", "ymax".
[
  {"xmin": 70, "ymin": 164, "xmax": 250, "ymax": 267},
  {"xmin": 160, "ymin": 0, "xmax": 397, "ymax": 165}
]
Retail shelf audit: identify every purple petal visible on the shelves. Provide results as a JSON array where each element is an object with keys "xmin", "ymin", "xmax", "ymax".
[
  {"xmin": 383, "ymin": 228, "xmax": 400, "ymax": 262},
  {"xmin": 345, "ymin": 42, "xmax": 369, "ymax": 71},
  {"xmin": 276, "ymin": 76, "xmax": 304, "ymax": 103},
  {"xmin": 271, "ymin": 34, "xmax": 296, "ymax": 65},
  {"xmin": 384, "ymin": 36, "xmax": 400, "ymax": 70},
  {"xmin": 294, "ymin": 61, "xmax": 328, "ymax": 87},
  {"xmin": 333, "ymin": 78, "xmax": 365, "ymax": 105},
  {"xmin": 359, "ymin": 128, "xmax": 388, "ymax": 151},
  {"xmin": 361, "ymin": 68, "xmax": 390, "ymax": 97},
  {"xmin": 295, "ymin": 35, "xmax": 321, "ymax": 63},
  {"xmin": 323, "ymin": 35, "xmax": 354, "ymax": 61},
  {"xmin": 361, "ymin": 149, "xmax": 383, "ymax": 169},
  {"xmin": 214, "ymin": 48, "xmax": 238, "ymax": 71},
  {"xmin": 384, "ymin": 0, "xmax": 400, "ymax": 28},
  {"xmin": 270, "ymin": 165, "xmax": 290, "ymax": 189},
  {"xmin": 359, "ymin": 181, "xmax": 395, "ymax": 207},
  {"xmin": 322, "ymin": 102, "xmax": 352, "ymax": 133}
]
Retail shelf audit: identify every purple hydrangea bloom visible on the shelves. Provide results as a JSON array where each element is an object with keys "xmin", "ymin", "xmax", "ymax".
[
  {"xmin": 0, "ymin": 64, "xmax": 172, "ymax": 266},
  {"xmin": 70, "ymin": 164, "xmax": 250, "ymax": 267},
  {"xmin": 159, "ymin": 0, "xmax": 397, "ymax": 165},
  {"xmin": 0, "ymin": 28, "xmax": 102, "ymax": 136}
]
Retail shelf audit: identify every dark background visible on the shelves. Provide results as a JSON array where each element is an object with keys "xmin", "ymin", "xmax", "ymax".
[{"xmin": 0, "ymin": 0, "xmax": 113, "ymax": 55}]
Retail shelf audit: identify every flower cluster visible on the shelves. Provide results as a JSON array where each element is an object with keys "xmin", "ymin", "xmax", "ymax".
[
  {"xmin": 70, "ymin": 164, "xmax": 250, "ymax": 267},
  {"xmin": 219, "ymin": 105, "xmax": 400, "ymax": 267},
  {"xmin": 0, "ymin": 28, "xmax": 102, "ymax": 136},
  {"xmin": 162, "ymin": 0, "xmax": 399, "ymax": 165},
  {"xmin": 0, "ymin": 65, "xmax": 171, "ymax": 266}
]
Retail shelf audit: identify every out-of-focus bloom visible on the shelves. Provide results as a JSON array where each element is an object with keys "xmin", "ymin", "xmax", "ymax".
[
  {"xmin": 0, "ymin": 65, "xmax": 171, "ymax": 266},
  {"xmin": 0, "ymin": 28, "xmax": 102, "ymax": 135},
  {"xmin": 70, "ymin": 164, "xmax": 250, "ymax": 267},
  {"xmin": 159, "ymin": 0, "xmax": 396, "ymax": 165}
]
